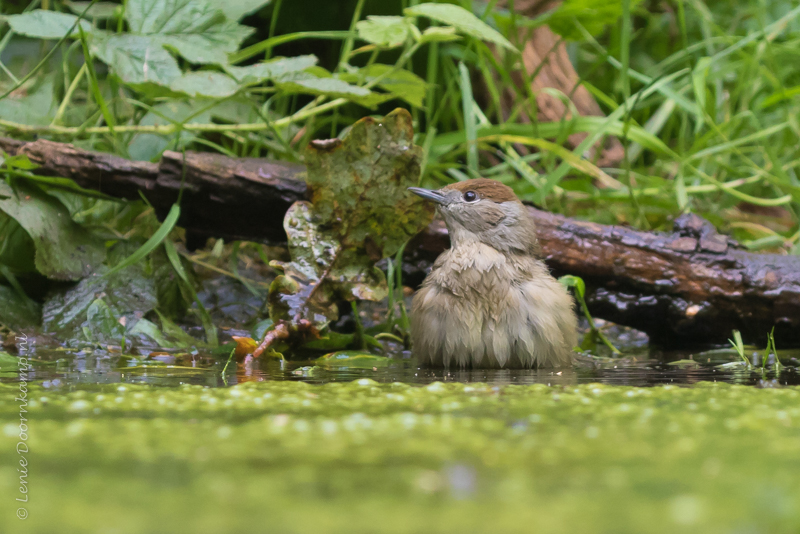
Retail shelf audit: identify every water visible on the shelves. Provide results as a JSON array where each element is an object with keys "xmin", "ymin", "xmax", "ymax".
[{"xmin": 5, "ymin": 340, "xmax": 799, "ymax": 389}]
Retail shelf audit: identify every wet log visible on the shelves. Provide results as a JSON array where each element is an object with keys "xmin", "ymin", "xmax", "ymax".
[
  {"xmin": 0, "ymin": 137, "xmax": 307, "ymax": 245},
  {"xmin": 2, "ymin": 136, "xmax": 798, "ymax": 346}
]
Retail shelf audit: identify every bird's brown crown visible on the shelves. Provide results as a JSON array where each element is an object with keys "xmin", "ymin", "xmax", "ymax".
[{"xmin": 442, "ymin": 178, "xmax": 518, "ymax": 203}]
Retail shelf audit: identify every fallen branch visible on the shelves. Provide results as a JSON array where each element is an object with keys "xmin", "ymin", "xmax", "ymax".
[{"xmin": 2, "ymin": 136, "xmax": 798, "ymax": 346}]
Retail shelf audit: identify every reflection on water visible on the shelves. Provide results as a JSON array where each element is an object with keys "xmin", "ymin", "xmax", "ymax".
[{"xmin": 3, "ymin": 341, "xmax": 799, "ymax": 389}]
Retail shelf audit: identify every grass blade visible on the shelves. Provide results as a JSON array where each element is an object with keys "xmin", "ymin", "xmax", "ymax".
[
  {"xmin": 459, "ymin": 61, "xmax": 479, "ymax": 175},
  {"xmin": 164, "ymin": 240, "xmax": 219, "ymax": 347},
  {"xmin": 103, "ymin": 204, "xmax": 180, "ymax": 278}
]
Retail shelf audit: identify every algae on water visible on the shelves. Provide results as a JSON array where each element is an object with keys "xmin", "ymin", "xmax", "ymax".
[{"xmin": 1, "ymin": 381, "xmax": 798, "ymax": 533}]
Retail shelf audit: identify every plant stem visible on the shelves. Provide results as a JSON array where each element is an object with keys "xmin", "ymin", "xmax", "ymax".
[
  {"xmin": 52, "ymin": 63, "xmax": 88, "ymax": 126},
  {"xmin": 351, "ymin": 301, "xmax": 366, "ymax": 350},
  {"xmin": 0, "ymin": 98, "xmax": 349, "ymax": 135}
]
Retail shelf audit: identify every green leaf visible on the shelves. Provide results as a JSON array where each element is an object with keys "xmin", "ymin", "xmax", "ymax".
[
  {"xmin": 158, "ymin": 20, "xmax": 253, "ymax": 65},
  {"xmin": 6, "ymin": 10, "xmax": 94, "ymax": 39},
  {"xmin": 275, "ymin": 72, "xmax": 392, "ymax": 108},
  {"xmin": 418, "ymin": 26, "xmax": 461, "ymax": 43},
  {"xmin": 126, "ymin": 0, "xmax": 223, "ymax": 34},
  {"xmin": 251, "ymin": 318, "xmax": 274, "ymax": 341},
  {"xmin": 545, "ymin": 0, "xmax": 644, "ymax": 41},
  {"xmin": 0, "ymin": 214, "xmax": 37, "ymax": 274},
  {"xmin": 42, "ymin": 263, "xmax": 157, "ymax": 343},
  {"xmin": 558, "ymin": 275, "xmax": 586, "ymax": 299},
  {"xmin": 125, "ymin": 0, "xmax": 254, "ymax": 65},
  {"xmin": 0, "ymin": 78, "xmax": 58, "ymax": 126},
  {"xmin": 66, "ymin": 1, "xmax": 121, "ymax": 19},
  {"xmin": 127, "ymin": 318, "xmax": 173, "ymax": 348},
  {"xmin": 356, "ymin": 16, "xmax": 411, "ymax": 47},
  {"xmin": 170, "ymin": 71, "xmax": 239, "ymax": 97},
  {"xmin": 345, "ymin": 64, "xmax": 428, "ymax": 108},
  {"xmin": 0, "ymin": 182, "xmax": 105, "ymax": 281},
  {"xmin": 226, "ymin": 55, "xmax": 318, "ymax": 84},
  {"xmin": 204, "ymin": 0, "xmax": 272, "ymax": 21},
  {"xmin": 2, "ymin": 153, "xmax": 38, "ymax": 171},
  {"xmin": 85, "ymin": 298, "xmax": 127, "ymax": 341},
  {"xmin": 404, "ymin": 3, "xmax": 516, "ymax": 51},
  {"xmin": 0, "ymin": 284, "xmax": 41, "ymax": 329},
  {"xmin": 91, "ymin": 34, "xmax": 182, "ymax": 89},
  {"xmin": 269, "ymin": 109, "xmax": 434, "ymax": 324}
]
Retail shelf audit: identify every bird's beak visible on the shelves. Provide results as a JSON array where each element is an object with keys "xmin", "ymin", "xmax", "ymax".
[{"xmin": 408, "ymin": 187, "xmax": 446, "ymax": 204}]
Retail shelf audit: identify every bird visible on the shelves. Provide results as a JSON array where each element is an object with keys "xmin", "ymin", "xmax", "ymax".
[{"xmin": 408, "ymin": 178, "xmax": 578, "ymax": 369}]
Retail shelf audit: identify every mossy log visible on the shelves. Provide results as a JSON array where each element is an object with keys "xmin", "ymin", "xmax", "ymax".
[{"xmin": 2, "ymin": 136, "xmax": 798, "ymax": 346}]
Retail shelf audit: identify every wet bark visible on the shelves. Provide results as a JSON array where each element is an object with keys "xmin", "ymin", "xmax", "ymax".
[
  {"xmin": 2, "ymin": 136, "xmax": 798, "ymax": 346},
  {"xmin": 0, "ymin": 137, "xmax": 307, "ymax": 246}
]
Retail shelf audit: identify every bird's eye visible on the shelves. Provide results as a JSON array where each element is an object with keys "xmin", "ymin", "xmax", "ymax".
[{"xmin": 463, "ymin": 191, "xmax": 478, "ymax": 202}]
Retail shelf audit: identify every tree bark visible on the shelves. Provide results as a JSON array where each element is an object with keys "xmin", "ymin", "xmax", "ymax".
[{"xmin": 2, "ymin": 136, "xmax": 798, "ymax": 346}]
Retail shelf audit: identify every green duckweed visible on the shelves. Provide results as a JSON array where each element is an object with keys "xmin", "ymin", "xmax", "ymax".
[{"xmin": 1, "ymin": 381, "xmax": 799, "ymax": 533}]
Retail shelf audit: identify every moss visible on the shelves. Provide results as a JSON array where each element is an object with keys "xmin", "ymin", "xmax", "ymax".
[{"xmin": 1, "ymin": 381, "xmax": 799, "ymax": 533}]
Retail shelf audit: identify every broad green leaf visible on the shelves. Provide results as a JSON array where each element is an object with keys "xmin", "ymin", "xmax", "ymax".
[
  {"xmin": 91, "ymin": 34, "xmax": 182, "ymax": 89},
  {"xmin": 125, "ymin": 0, "xmax": 253, "ymax": 65},
  {"xmin": 0, "ymin": 78, "xmax": 58, "ymax": 126},
  {"xmin": 269, "ymin": 109, "xmax": 434, "ymax": 324},
  {"xmin": 85, "ymin": 298, "xmax": 127, "ymax": 341},
  {"xmin": 405, "ymin": 3, "xmax": 516, "ymax": 51},
  {"xmin": 204, "ymin": 0, "xmax": 272, "ymax": 21},
  {"xmin": 0, "ymin": 214, "xmax": 37, "ymax": 274},
  {"xmin": 0, "ymin": 182, "xmax": 105, "ymax": 281},
  {"xmin": 343, "ymin": 64, "xmax": 428, "ymax": 108},
  {"xmin": 126, "ymin": 0, "xmax": 224, "ymax": 34},
  {"xmin": 275, "ymin": 72, "xmax": 392, "ymax": 109},
  {"xmin": 356, "ymin": 16, "xmax": 410, "ymax": 47},
  {"xmin": 545, "ymin": 0, "xmax": 644, "ymax": 41},
  {"xmin": 170, "ymin": 71, "xmax": 239, "ymax": 97},
  {"xmin": 158, "ymin": 20, "xmax": 253, "ymax": 65},
  {"xmin": 42, "ymin": 262, "xmax": 158, "ymax": 342},
  {"xmin": 66, "ymin": 1, "xmax": 121, "ymax": 19},
  {"xmin": 0, "ymin": 284, "xmax": 41, "ymax": 329},
  {"xmin": 128, "ymin": 318, "xmax": 173, "ymax": 348},
  {"xmin": 226, "ymin": 55, "xmax": 318, "ymax": 84},
  {"xmin": 6, "ymin": 10, "xmax": 93, "ymax": 39}
]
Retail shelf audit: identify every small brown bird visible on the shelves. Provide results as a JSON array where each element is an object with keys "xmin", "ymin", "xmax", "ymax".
[{"xmin": 408, "ymin": 179, "xmax": 577, "ymax": 369}]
